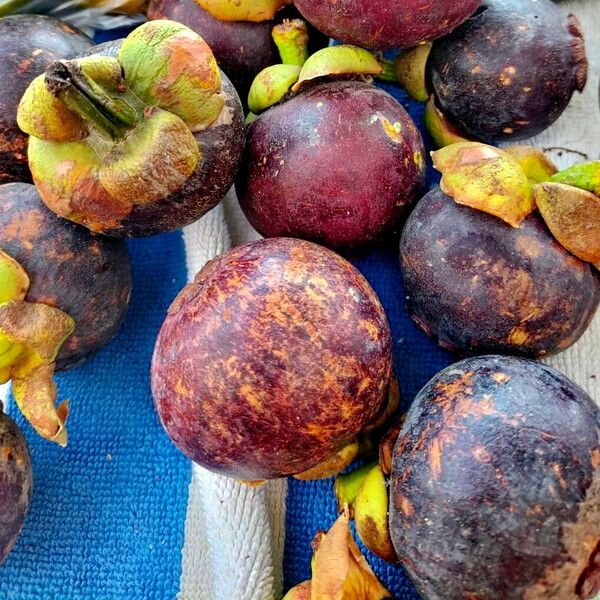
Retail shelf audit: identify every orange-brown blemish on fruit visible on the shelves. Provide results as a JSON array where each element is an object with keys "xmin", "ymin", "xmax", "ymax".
[
  {"xmin": 471, "ymin": 445, "xmax": 492, "ymax": 463},
  {"xmin": 552, "ymin": 463, "xmax": 568, "ymax": 490},
  {"xmin": 2, "ymin": 208, "xmax": 44, "ymax": 243},
  {"xmin": 430, "ymin": 438, "xmax": 442, "ymax": 479},
  {"xmin": 492, "ymin": 372, "xmax": 511, "ymax": 384},
  {"xmin": 163, "ymin": 34, "xmax": 219, "ymax": 92},
  {"xmin": 433, "ymin": 371, "xmax": 474, "ymax": 400},
  {"xmin": 591, "ymin": 449, "xmax": 600, "ymax": 468},
  {"xmin": 399, "ymin": 495, "xmax": 416, "ymax": 517}
]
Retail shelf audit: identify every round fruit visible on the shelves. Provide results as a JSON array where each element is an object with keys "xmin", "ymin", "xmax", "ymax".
[
  {"xmin": 152, "ymin": 237, "xmax": 392, "ymax": 480},
  {"xmin": 0, "ymin": 183, "xmax": 132, "ymax": 370},
  {"xmin": 0, "ymin": 407, "xmax": 32, "ymax": 564},
  {"xmin": 400, "ymin": 187, "xmax": 600, "ymax": 357},
  {"xmin": 0, "ymin": 14, "xmax": 91, "ymax": 184},
  {"xmin": 17, "ymin": 20, "xmax": 245, "ymax": 237},
  {"xmin": 428, "ymin": 0, "xmax": 588, "ymax": 141},
  {"xmin": 294, "ymin": 0, "xmax": 481, "ymax": 50},
  {"xmin": 237, "ymin": 81, "xmax": 426, "ymax": 249},
  {"xmin": 390, "ymin": 355, "xmax": 600, "ymax": 600}
]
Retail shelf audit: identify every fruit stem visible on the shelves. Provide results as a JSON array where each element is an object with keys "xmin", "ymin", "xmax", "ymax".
[
  {"xmin": 45, "ymin": 59, "xmax": 144, "ymax": 141},
  {"xmin": 377, "ymin": 58, "xmax": 398, "ymax": 83},
  {"xmin": 272, "ymin": 19, "xmax": 309, "ymax": 67}
]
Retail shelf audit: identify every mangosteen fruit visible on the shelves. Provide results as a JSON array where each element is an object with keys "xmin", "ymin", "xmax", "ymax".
[
  {"xmin": 0, "ymin": 407, "xmax": 32, "ymax": 563},
  {"xmin": 17, "ymin": 19, "xmax": 245, "ymax": 237},
  {"xmin": 0, "ymin": 14, "xmax": 92, "ymax": 184},
  {"xmin": 400, "ymin": 187, "xmax": 600, "ymax": 357},
  {"xmin": 428, "ymin": 0, "xmax": 588, "ymax": 142},
  {"xmin": 293, "ymin": 0, "xmax": 481, "ymax": 50},
  {"xmin": 0, "ymin": 182, "xmax": 132, "ymax": 444},
  {"xmin": 390, "ymin": 355, "xmax": 600, "ymax": 600},
  {"xmin": 237, "ymin": 78, "xmax": 426, "ymax": 249},
  {"xmin": 151, "ymin": 237, "xmax": 392, "ymax": 481},
  {"xmin": 0, "ymin": 183, "xmax": 132, "ymax": 370}
]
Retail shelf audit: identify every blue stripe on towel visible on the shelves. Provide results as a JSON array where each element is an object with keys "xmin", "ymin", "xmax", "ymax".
[
  {"xmin": 283, "ymin": 85, "xmax": 456, "ymax": 597},
  {"xmin": 0, "ymin": 233, "xmax": 191, "ymax": 600}
]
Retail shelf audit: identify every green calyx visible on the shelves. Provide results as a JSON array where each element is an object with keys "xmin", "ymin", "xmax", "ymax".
[
  {"xmin": 292, "ymin": 45, "xmax": 383, "ymax": 92},
  {"xmin": 393, "ymin": 43, "xmax": 431, "ymax": 102},
  {"xmin": 504, "ymin": 146, "xmax": 558, "ymax": 185},
  {"xmin": 17, "ymin": 20, "xmax": 223, "ymax": 232},
  {"xmin": 334, "ymin": 461, "xmax": 378, "ymax": 516},
  {"xmin": 0, "ymin": 250, "xmax": 29, "ymax": 304},
  {"xmin": 424, "ymin": 96, "xmax": 474, "ymax": 148},
  {"xmin": 272, "ymin": 19, "xmax": 309, "ymax": 67},
  {"xmin": 248, "ymin": 64, "xmax": 301, "ymax": 114},
  {"xmin": 354, "ymin": 465, "xmax": 397, "ymax": 563},
  {"xmin": 0, "ymin": 250, "xmax": 73, "ymax": 446},
  {"xmin": 551, "ymin": 161, "xmax": 600, "ymax": 196},
  {"xmin": 44, "ymin": 57, "xmax": 146, "ymax": 142}
]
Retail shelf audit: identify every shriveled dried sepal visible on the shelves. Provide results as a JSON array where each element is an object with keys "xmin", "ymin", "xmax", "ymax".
[
  {"xmin": 294, "ymin": 439, "xmax": 359, "ymax": 481},
  {"xmin": 0, "ymin": 300, "xmax": 74, "ymax": 446},
  {"xmin": 0, "ymin": 250, "xmax": 29, "ymax": 304},
  {"xmin": 310, "ymin": 511, "xmax": 393, "ymax": 600},
  {"xmin": 432, "ymin": 142, "xmax": 536, "ymax": 227},
  {"xmin": 533, "ymin": 182, "xmax": 600, "ymax": 265}
]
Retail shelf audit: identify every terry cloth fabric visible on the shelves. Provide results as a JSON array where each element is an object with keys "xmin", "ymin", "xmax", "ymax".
[{"xmin": 0, "ymin": 1, "xmax": 598, "ymax": 598}]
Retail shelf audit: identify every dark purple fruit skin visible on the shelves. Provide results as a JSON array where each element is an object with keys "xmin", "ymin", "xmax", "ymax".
[
  {"xmin": 400, "ymin": 187, "xmax": 600, "ymax": 358},
  {"xmin": 428, "ymin": 0, "xmax": 588, "ymax": 142},
  {"xmin": 237, "ymin": 81, "xmax": 426, "ymax": 249},
  {"xmin": 390, "ymin": 355, "xmax": 600, "ymax": 600},
  {"xmin": 0, "ymin": 183, "xmax": 132, "ymax": 370},
  {"xmin": 152, "ymin": 237, "xmax": 392, "ymax": 480},
  {"xmin": 148, "ymin": 0, "xmax": 278, "ymax": 100},
  {"xmin": 0, "ymin": 409, "xmax": 32, "ymax": 564},
  {"xmin": 294, "ymin": 0, "xmax": 481, "ymax": 50},
  {"xmin": 0, "ymin": 15, "xmax": 92, "ymax": 184}
]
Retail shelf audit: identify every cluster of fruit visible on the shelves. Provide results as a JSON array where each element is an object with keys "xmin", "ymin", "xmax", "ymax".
[{"xmin": 0, "ymin": 1, "xmax": 598, "ymax": 599}]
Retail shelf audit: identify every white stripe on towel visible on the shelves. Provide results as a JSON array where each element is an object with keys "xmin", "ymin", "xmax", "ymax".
[{"xmin": 178, "ymin": 189, "xmax": 287, "ymax": 600}]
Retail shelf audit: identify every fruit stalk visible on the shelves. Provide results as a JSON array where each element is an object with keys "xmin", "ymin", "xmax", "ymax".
[
  {"xmin": 45, "ymin": 59, "xmax": 144, "ymax": 141},
  {"xmin": 272, "ymin": 19, "xmax": 309, "ymax": 66}
]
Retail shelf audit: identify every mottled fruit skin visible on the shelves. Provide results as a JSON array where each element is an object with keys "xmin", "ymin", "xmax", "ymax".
[
  {"xmin": 390, "ymin": 355, "xmax": 600, "ymax": 600},
  {"xmin": 400, "ymin": 188, "xmax": 600, "ymax": 357},
  {"xmin": 0, "ymin": 409, "xmax": 32, "ymax": 564},
  {"xmin": 0, "ymin": 15, "xmax": 92, "ymax": 184},
  {"xmin": 294, "ymin": 0, "xmax": 481, "ymax": 50},
  {"xmin": 152, "ymin": 237, "xmax": 392, "ymax": 480},
  {"xmin": 237, "ymin": 81, "xmax": 426, "ymax": 249},
  {"xmin": 0, "ymin": 183, "xmax": 132, "ymax": 370},
  {"xmin": 428, "ymin": 0, "xmax": 588, "ymax": 141}
]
